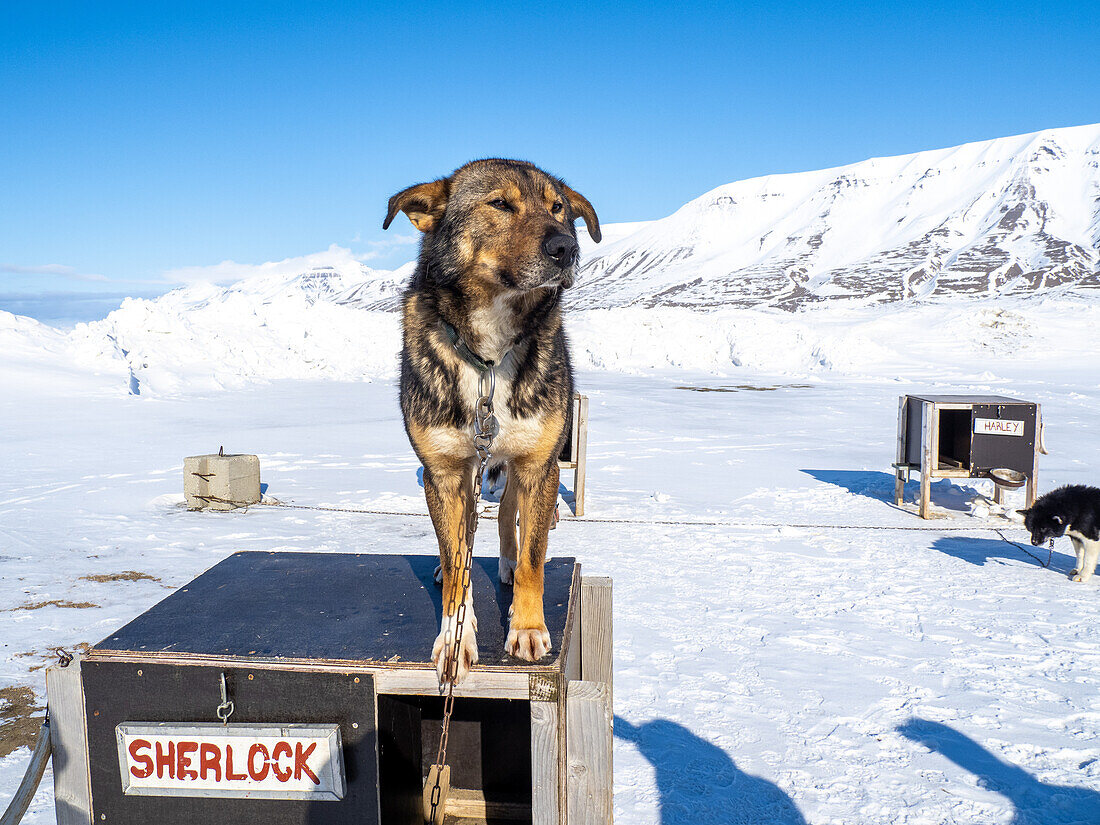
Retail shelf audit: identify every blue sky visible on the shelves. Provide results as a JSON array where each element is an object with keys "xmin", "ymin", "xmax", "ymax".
[{"xmin": 2, "ymin": 1, "xmax": 1098, "ymax": 319}]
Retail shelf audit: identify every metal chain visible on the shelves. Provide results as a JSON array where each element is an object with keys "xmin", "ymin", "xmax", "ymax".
[
  {"xmin": 993, "ymin": 529, "xmax": 1056, "ymax": 568},
  {"xmin": 247, "ymin": 499, "xmax": 1038, "ymax": 534},
  {"xmin": 427, "ymin": 363, "xmax": 498, "ymax": 824}
]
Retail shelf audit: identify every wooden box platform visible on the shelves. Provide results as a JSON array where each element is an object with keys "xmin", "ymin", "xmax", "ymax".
[{"xmin": 46, "ymin": 552, "xmax": 613, "ymax": 825}]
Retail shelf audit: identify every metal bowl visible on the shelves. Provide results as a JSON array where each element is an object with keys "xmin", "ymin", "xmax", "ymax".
[{"xmin": 988, "ymin": 468, "xmax": 1027, "ymax": 489}]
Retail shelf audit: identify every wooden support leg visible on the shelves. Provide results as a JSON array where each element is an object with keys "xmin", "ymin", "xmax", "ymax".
[
  {"xmin": 566, "ymin": 682, "xmax": 613, "ymax": 825},
  {"xmin": 531, "ymin": 699, "xmax": 561, "ymax": 825},
  {"xmin": 580, "ymin": 577, "xmax": 613, "ymax": 701},
  {"xmin": 1027, "ymin": 409, "xmax": 1040, "ymax": 509},
  {"xmin": 47, "ymin": 660, "xmax": 93, "ymax": 825},
  {"xmin": 574, "ymin": 395, "xmax": 588, "ymax": 517},
  {"xmin": 895, "ymin": 396, "xmax": 908, "ymax": 506},
  {"xmin": 919, "ymin": 402, "xmax": 935, "ymax": 519}
]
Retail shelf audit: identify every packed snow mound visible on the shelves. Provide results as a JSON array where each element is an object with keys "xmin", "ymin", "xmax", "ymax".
[
  {"xmin": 568, "ymin": 123, "xmax": 1100, "ymax": 310},
  {"xmin": 49, "ymin": 288, "xmax": 1100, "ymax": 396},
  {"xmin": 567, "ymin": 298, "xmax": 1100, "ymax": 379},
  {"xmin": 0, "ymin": 309, "xmax": 67, "ymax": 356},
  {"xmin": 68, "ymin": 289, "xmax": 401, "ymax": 396}
]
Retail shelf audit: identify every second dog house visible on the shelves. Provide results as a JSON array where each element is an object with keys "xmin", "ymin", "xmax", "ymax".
[{"xmin": 894, "ymin": 394, "xmax": 1042, "ymax": 518}]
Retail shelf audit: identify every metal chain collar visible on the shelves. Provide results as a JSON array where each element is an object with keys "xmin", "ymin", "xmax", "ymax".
[{"xmin": 427, "ymin": 362, "xmax": 498, "ymax": 824}]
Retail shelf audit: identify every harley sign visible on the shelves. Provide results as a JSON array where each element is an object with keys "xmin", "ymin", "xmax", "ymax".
[
  {"xmin": 973, "ymin": 418, "xmax": 1025, "ymax": 437},
  {"xmin": 115, "ymin": 723, "xmax": 345, "ymax": 800}
]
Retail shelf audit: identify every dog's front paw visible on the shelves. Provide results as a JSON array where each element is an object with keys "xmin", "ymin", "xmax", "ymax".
[
  {"xmin": 1072, "ymin": 572, "xmax": 1094, "ymax": 583},
  {"xmin": 432, "ymin": 614, "xmax": 479, "ymax": 685},
  {"xmin": 505, "ymin": 625, "xmax": 551, "ymax": 662},
  {"xmin": 1070, "ymin": 569, "xmax": 1080, "ymax": 579}
]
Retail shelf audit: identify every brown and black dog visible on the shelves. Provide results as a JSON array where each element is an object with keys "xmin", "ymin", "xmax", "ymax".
[{"xmin": 383, "ymin": 159, "xmax": 600, "ymax": 684}]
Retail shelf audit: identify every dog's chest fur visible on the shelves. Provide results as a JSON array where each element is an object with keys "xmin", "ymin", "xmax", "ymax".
[{"xmin": 467, "ymin": 294, "xmax": 518, "ymax": 367}]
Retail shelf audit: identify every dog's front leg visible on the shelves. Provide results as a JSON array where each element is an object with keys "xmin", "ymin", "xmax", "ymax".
[
  {"xmin": 505, "ymin": 457, "xmax": 558, "ymax": 661},
  {"xmin": 423, "ymin": 460, "xmax": 479, "ymax": 683},
  {"xmin": 1070, "ymin": 537, "xmax": 1085, "ymax": 578},
  {"xmin": 1074, "ymin": 539, "xmax": 1100, "ymax": 583}
]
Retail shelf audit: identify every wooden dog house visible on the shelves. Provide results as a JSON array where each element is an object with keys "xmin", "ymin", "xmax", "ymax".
[{"xmin": 894, "ymin": 394, "xmax": 1041, "ymax": 518}]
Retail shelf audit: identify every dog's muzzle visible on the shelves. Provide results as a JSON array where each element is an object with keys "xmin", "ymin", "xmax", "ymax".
[{"xmin": 542, "ymin": 233, "xmax": 579, "ymax": 269}]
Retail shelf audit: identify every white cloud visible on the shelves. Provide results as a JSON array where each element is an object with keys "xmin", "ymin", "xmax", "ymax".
[
  {"xmin": 160, "ymin": 243, "xmax": 414, "ymax": 286},
  {"xmin": 354, "ymin": 233, "xmax": 419, "ymax": 261},
  {"xmin": 1, "ymin": 263, "xmax": 108, "ymax": 282}
]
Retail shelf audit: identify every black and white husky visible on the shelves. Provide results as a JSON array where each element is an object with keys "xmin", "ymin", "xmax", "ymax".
[{"xmin": 1019, "ymin": 485, "xmax": 1100, "ymax": 582}]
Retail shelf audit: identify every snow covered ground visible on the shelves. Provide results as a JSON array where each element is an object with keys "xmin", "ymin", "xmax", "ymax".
[
  {"xmin": 3, "ymin": 296, "xmax": 1100, "ymax": 823},
  {"xmin": 3, "ymin": 122, "xmax": 1100, "ymax": 820}
]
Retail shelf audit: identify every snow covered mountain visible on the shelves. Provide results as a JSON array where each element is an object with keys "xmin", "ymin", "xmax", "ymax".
[
  {"xmin": 153, "ymin": 123, "xmax": 1100, "ymax": 315},
  {"xmin": 10, "ymin": 124, "xmax": 1100, "ymax": 395},
  {"xmin": 567, "ymin": 123, "xmax": 1100, "ymax": 310}
]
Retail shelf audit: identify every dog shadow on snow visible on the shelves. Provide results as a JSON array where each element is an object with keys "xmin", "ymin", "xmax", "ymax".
[
  {"xmin": 930, "ymin": 535, "xmax": 1076, "ymax": 573},
  {"xmin": 615, "ymin": 717, "xmax": 807, "ymax": 824},
  {"xmin": 897, "ymin": 719, "xmax": 1100, "ymax": 824}
]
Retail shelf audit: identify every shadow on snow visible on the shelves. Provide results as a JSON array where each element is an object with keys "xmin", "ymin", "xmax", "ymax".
[
  {"xmin": 929, "ymin": 535, "xmax": 1075, "ymax": 573},
  {"xmin": 615, "ymin": 716, "xmax": 807, "ymax": 824},
  {"xmin": 897, "ymin": 718, "xmax": 1100, "ymax": 824},
  {"xmin": 801, "ymin": 469, "xmax": 987, "ymax": 512}
]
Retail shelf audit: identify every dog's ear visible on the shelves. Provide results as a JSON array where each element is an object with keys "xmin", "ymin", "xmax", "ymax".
[
  {"xmin": 561, "ymin": 184, "xmax": 601, "ymax": 243},
  {"xmin": 383, "ymin": 178, "xmax": 450, "ymax": 233}
]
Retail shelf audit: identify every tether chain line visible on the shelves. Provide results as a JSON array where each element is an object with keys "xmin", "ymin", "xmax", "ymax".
[
  {"xmin": 248, "ymin": 498, "xmax": 1025, "ymax": 533},
  {"xmin": 993, "ymin": 528, "xmax": 1055, "ymax": 568}
]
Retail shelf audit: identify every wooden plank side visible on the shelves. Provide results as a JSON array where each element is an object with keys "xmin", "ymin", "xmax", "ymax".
[
  {"xmin": 580, "ymin": 578, "xmax": 612, "ymax": 701},
  {"xmin": 530, "ymin": 700, "xmax": 560, "ymax": 825},
  {"xmin": 574, "ymin": 396, "xmax": 589, "ymax": 517},
  {"xmin": 373, "ymin": 669, "xmax": 534, "ymax": 699},
  {"xmin": 46, "ymin": 660, "xmax": 92, "ymax": 825},
  {"xmin": 920, "ymin": 401, "xmax": 934, "ymax": 519},
  {"xmin": 566, "ymin": 681, "xmax": 613, "ymax": 825},
  {"xmin": 894, "ymin": 395, "xmax": 908, "ymax": 506},
  {"xmin": 1028, "ymin": 403, "xmax": 1042, "ymax": 508},
  {"xmin": 564, "ymin": 565, "xmax": 583, "ymax": 683}
]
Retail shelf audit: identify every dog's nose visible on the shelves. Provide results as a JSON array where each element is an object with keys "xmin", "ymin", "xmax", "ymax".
[{"xmin": 542, "ymin": 233, "xmax": 578, "ymax": 268}]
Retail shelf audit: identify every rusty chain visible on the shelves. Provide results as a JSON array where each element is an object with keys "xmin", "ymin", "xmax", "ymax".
[{"xmin": 427, "ymin": 362, "xmax": 498, "ymax": 823}]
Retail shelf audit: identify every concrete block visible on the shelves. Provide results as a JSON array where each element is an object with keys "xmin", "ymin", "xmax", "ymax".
[{"xmin": 184, "ymin": 453, "xmax": 261, "ymax": 510}]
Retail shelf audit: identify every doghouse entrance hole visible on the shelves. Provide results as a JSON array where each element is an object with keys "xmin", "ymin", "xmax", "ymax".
[
  {"xmin": 936, "ymin": 409, "xmax": 972, "ymax": 470},
  {"xmin": 378, "ymin": 695, "xmax": 533, "ymax": 825}
]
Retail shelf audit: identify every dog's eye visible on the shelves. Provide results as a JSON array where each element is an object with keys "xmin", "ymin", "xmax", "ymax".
[
  {"xmin": 551, "ymin": 201, "xmax": 563, "ymax": 214},
  {"xmin": 488, "ymin": 198, "xmax": 512, "ymax": 212}
]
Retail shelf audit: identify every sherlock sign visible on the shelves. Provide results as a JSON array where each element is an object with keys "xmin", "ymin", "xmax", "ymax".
[
  {"xmin": 115, "ymin": 723, "xmax": 345, "ymax": 800},
  {"xmin": 973, "ymin": 418, "xmax": 1025, "ymax": 437}
]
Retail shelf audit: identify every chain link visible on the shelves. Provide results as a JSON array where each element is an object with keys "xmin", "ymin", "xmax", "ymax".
[{"xmin": 428, "ymin": 362, "xmax": 498, "ymax": 823}]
